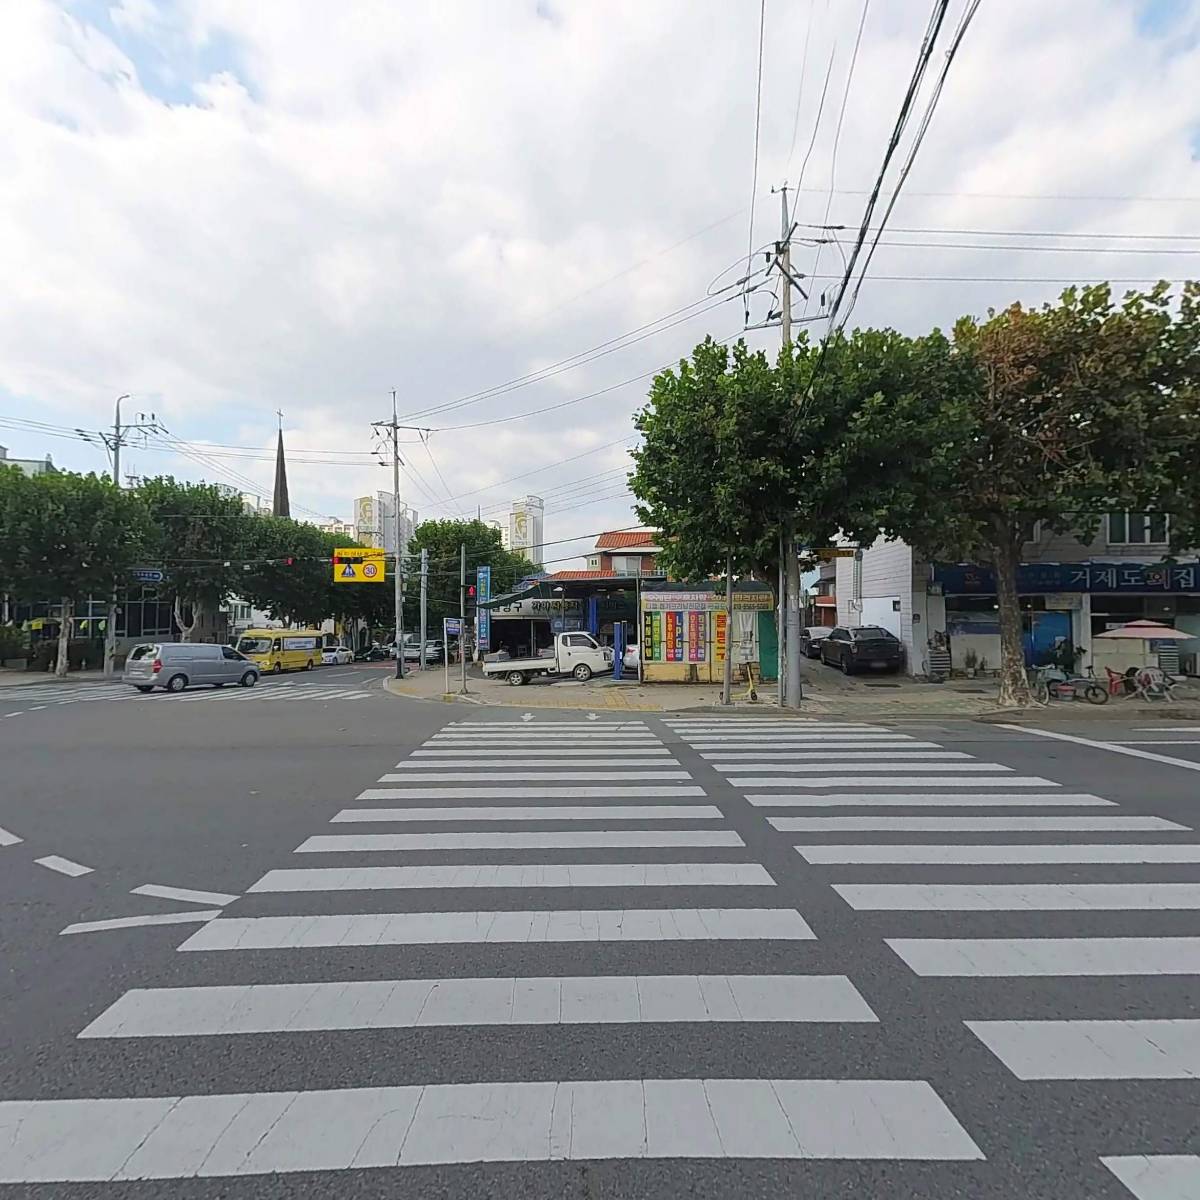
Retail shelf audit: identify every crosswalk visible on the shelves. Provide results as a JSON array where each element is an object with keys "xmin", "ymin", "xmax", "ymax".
[
  {"xmin": 0, "ymin": 677, "xmax": 374, "ymax": 711},
  {"xmin": 0, "ymin": 716, "xmax": 993, "ymax": 1187},
  {"xmin": 664, "ymin": 715, "xmax": 1200, "ymax": 1198}
]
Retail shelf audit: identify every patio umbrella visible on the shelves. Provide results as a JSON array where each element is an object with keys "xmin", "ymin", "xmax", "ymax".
[{"xmin": 1095, "ymin": 620, "xmax": 1193, "ymax": 640}]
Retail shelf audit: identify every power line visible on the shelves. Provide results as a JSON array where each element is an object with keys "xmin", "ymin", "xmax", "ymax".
[
  {"xmin": 835, "ymin": 237, "xmax": 1200, "ymax": 256},
  {"xmin": 783, "ymin": 0, "xmax": 816, "ymax": 171},
  {"xmin": 743, "ymin": 0, "xmax": 767, "ymax": 326},
  {"xmin": 811, "ymin": 223, "xmax": 1200, "ymax": 242}
]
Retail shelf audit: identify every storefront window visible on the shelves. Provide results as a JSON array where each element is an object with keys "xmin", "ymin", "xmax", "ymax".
[{"xmin": 1107, "ymin": 511, "xmax": 1169, "ymax": 545}]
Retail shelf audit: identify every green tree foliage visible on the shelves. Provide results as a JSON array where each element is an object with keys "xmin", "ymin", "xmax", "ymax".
[
  {"xmin": 407, "ymin": 519, "xmax": 532, "ymax": 626},
  {"xmin": 0, "ymin": 467, "xmax": 154, "ymax": 675}
]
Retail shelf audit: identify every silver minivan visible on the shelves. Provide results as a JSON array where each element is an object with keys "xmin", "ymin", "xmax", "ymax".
[{"xmin": 123, "ymin": 643, "xmax": 260, "ymax": 693}]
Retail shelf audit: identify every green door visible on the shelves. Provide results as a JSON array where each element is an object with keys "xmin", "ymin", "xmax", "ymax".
[{"xmin": 757, "ymin": 610, "xmax": 779, "ymax": 681}]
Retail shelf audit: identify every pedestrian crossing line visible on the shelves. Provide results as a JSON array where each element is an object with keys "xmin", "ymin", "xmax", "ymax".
[
  {"xmin": 965, "ymin": 1019, "xmax": 1200, "ymax": 1080},
  {"xmin": 78, "ymin": 973, "xmax": 877, "ymax": 1038},
  {"xmin": 130, "ymin": 883, "xmax": 241, "ymax": 907},
  {"xmin": 750, "ymin": 776, "xmax": 1060, "ymax": 792},
  {"xmin": 773, "ymin": 816, "xmax": 1185, "ymax": 833},
  {"xmin": 700, "ymin": 743, "xmax": 944, "ymax": 755},
  {"xmin": 682, "ymin": 735, "xmax": 912, "ymax": 743},
  {"xmin": 391, "ymin": 758, "xmax": 682, "ymax": 768},
  {"xmin": 731, "ymin": 764, "xmax": 1016, "ymax": 783},
  {"xmin": 376, "ymin": 770, "xmax": 692, "ymax": 783},
  {"xmin": 448, "ymin": 721, "xmax": 648, "ymax": 728},
  {"xmin": 34, "ymin": 855, "xmax": 93, "ymax": 877},
  {"xmin": 711, "ymin": 754, "xmax": 970, "ymax": 766},
  {"xmin": 411, "ymin": 748, "xmax": 675, "ymax": 758},
  {"xmin": 332, "ymin": 804, "xmax": 726, "ymax": 822},
  {"xmin": 0, "ymin": 825, "xmax": 22, "ymax": 846},
  {"xmin": 797, "ymin": 844, "xmax": 1200, "ymax": 866},
  {"xmin": 666, "ymin": 721, "xmax": 878, "ymax": 728},
  {"xmin": 357, "ymin": 785, "xmax": 706, "ymax": 800},
  {"xmin": 747, "ymin": 792, "xmax": 1110, "ymax": 807},
  {"xmin": 178, "ymin": 907, "xmax": 818, "ymax": 950},
  {"xmin": 248, "ymin": 863, "xmax": 776, "ymax": 892},
  {"xmin": 295, "ymin": 830, "xmax": 746, "ymax": 853},
  {"xmin": 432, "ymin": 732, "xmax": 659, "ymax": 741},
  {"xmin": 886, "ymin": 936, "xmax": 1200, "ymax": 977},
  {"xmin": 0, "ymin": 1077, "xmax": 982, "ymax": 1180},
  {"xmin": 835, "ymin": 883, "xmax": 1200, "ymax": 911},
  {"xmin": 1102, "ymin": 1155, "xmax": 1200, "ymax": 1199}
]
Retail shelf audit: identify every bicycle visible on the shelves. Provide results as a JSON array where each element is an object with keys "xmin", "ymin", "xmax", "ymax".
[{"xmin": 1028, "ymin": 665, "xmax": 1108, "ymax": 705}]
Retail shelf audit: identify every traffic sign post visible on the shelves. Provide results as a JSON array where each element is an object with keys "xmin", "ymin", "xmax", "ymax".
[
  {"xmin": 442, "ymin": 617, "xmax": 462, "ymax": 693},
  {"xmin": 130, "ymin": 568, "xmax": 164, "ymax": 584},
  {"xmin": 332, "ymin": 547, "xmax": 386, "ymax": 584}
]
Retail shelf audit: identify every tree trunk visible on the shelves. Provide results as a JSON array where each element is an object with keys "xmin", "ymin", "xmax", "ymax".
[
  {"xmin": 55, "ymin": 597, "xmax": 73, "ymax": 678},
  {"xmin": 992, "ymin": 534, "xmax": 1032, "ymax": 707},
  {"xmin": 174, "ymin": 596, "xmax": 198, "ymax": 643}
]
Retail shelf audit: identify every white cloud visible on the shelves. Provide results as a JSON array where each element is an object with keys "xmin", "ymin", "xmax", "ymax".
[{"xmin": 1, "ymin": 0, "xmax": 1198, "ymax": 563}]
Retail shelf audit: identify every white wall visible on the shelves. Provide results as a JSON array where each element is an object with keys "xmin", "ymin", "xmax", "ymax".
[{"xmin": 837, "ymin": 537, "xmax": 918, "ymax": 672}]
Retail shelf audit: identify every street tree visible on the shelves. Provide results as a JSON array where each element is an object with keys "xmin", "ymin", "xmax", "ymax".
[
  {"xmin": 0, "ymin": 468, "xmax": 154, "ymax": 675},
  {"xmin": 138, "ymin": 478, "xmax": 251, "ymax": 641},
  {"xmin": 809, "ymin": 283, "xmax": 1200, "ymax": 706}
]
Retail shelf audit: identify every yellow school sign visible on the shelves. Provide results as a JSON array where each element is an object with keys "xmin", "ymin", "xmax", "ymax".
[{"xmin": 333, "ymin": 547, "xmax": 386, "ymax": 584}]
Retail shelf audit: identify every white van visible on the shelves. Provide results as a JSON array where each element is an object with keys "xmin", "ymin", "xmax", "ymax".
[{"xmin": 123, "ymin": 643, "xmax": 260, "ymax": 693}]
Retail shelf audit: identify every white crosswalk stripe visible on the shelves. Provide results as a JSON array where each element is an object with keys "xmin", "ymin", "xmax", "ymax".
[
  {"xmin": 666, "ymin": 715, "xmax": 1200, "ymax": 1183},
  {"xmin": 1, "ymin": 678, "xmax": 375, "ymax": 709},
  {"xmin": 4, "ymin": 714, "xmax": 989, "ymax": 1186}
]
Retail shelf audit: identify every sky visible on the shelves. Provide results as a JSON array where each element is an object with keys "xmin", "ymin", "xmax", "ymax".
[{"xmin": 2, "ymin": 0, "xmax": 1199, "ymax": 569}]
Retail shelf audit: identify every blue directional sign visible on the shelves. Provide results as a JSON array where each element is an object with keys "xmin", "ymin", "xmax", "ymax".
[{"xmin": 130, "ymin": 568, "xmax": 165, "ymax": 584}]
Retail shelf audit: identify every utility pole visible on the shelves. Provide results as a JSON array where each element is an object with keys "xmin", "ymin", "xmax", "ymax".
[
  {"xmin": 459, "ymin": 542, "xmax": 468, "ymax": 694},
  {"xmin": 721, "ymin": 553, "xmax": 734, "ymax": 706},
  {"xmin": 372, "ymin": 396, "xmax": 430, "ymax": 681},
  {"xmin": 778, "ymin": 185, "xmax": 804, "ymax": 709},
  {"xmin": 100, "ymin": 395, "xmax": 159, "ymax": 680},
  {"xmin": 419, "ymin": 547, "xmax": 428, "ymax": 672}
]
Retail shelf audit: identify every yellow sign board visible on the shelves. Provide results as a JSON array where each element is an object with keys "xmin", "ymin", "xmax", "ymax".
[
  {"xmin": 816, "ymin": 547, "xmax": 858, "ymax": 560},
  {"xmin": 333, "ymin": 547, "xmax": 386, "ymax": 584}
]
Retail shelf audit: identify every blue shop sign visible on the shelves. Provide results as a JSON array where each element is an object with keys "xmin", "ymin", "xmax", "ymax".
[{"xmin": 934, "ymin": 561, "xmax": 1199, "ymax": 595}]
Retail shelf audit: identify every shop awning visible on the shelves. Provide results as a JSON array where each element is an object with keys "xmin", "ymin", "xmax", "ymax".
[{"xmin": 480, "ymin": 574, "xmax": 663, "ymax": 609}]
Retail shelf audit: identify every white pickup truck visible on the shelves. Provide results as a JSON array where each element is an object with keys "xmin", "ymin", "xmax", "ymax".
[{"xmin": 482, "ymin": 632, "xmax": 614, "ymax": 686}]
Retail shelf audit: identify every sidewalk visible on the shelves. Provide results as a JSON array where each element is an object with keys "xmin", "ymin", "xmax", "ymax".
[{"xmin": 0, "ymin": 668, "xmax": 109, "ymax": 687}]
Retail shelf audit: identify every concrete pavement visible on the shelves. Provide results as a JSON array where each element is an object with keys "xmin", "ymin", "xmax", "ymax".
[{"xmin": 2, "ymin": 681, "xmax": 1200, "ymax": 1196}]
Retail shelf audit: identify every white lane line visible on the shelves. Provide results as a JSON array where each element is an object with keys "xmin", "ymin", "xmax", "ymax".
[
  {"xmin": 967, "ymin": 1019, "xmax": 1200, "ymax": 1081},
  {"xmin": 376, "ymin": 771, "xmax": 692, "ymax": 783},
  {"xmin": 0, "ymin": 826, "xmax": 22, "ymax": 846},
  {"xmin": 80, "ymin": 974, "xmax": 875, "ymax": 1038},
  {"xmin": 390, "ymin": 759, "xmax": 681, "ymax": 769},
  {"xmin": 357, "ymin": 786, "xmax": 706, "ymax": 800},
  {"xmin": 1001, "ymin": 724, "xmax": 1200, "ymax": 774},
  {"xmin": 249, "ymin": 863, "xmax": 774, "ymax": 892},
  {"xmin": 1136, "ymin": 727, "xmax": 1200, "ymax": 732},
  {"xmin": 746, "ymin": 792, "xmax": 1110, "ymax": 807},
  {"xmin": 731, "ymin": 765, "xmax": 1015, "ymax": 784},
  {"xmin": 29, "ymin": 705, "xmax": 47, "ymax": 711},
  {"xmin": 412, "ymin": 748, "xmax": 673, "ymax": 758},
  {"xmin": 449, "ymin": 722, "xmax": 647, "ymax": 728},
  {"xmin": 1102, "ymin": 1155, "xmax": 1200, "ymax": 1199},
  {"xmin": 835, "ymin": 883, "xmax": 1200, "ymax": 911},
  {"xmin": 773, "ymin": 816, "xmax": 1184, "ymax": 833},
  {"xmin": 1111, "ymin": 740, "xmax": 1200, "ymax": 745},
  {"xmin": 0, "ymin": 1077, "xmax": 980, "ymax": 1179},
  {"xmin": 180, "ymin": 907, "xmax": 817, "ymax": 950},
  {"xmin": 4, "ymin": 711, "xmax": 24, "ymax": 717},
  {"xmin": 700, "ymin": 743, "xmax": 943, "ymax": 754},
  {"xmin": 332, "ymin": 805, "xmax": 725, "ymax": 823},
  {"xmin": 711, "ymin": 754, "xmax": 969, "ymax": 767},
  {"xmin": 798, "ymin": 844, "xmax": 1200, "ymax": 865},
  {"xmin": 750, "ymin": 776, "xmax": 1059, "ymax": 791},
  {"xmin": 296, "ymin": 830, "xmax": 746, "ymax": 852},
  {"xmin": 886, "ymin": 936, "xmax": 1200, "ymax": 977},
  {"xmin": 431, "ymin": 733, "xmax": 659, "ymax": 741},
  {"xmin": 33, "ymin": 855, "xmax": 93, "ymax": 877},
  {"xmin": 61, "ymin": 910, "xmax": 223, "ymax": 936},
  {"xmin": 130, "ymin": 884, "xmax": 240, "ymax": 907}
]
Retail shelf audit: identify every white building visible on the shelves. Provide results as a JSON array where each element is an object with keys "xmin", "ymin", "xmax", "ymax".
[
  {"xmin": 318, "ymin": 517, "xmax": 356, "ymax": 538},
  {"xmin": 835, "ymin": 515, "xmax": 1200, "ymax": 677},
  {"xmin": 354, "ymin": 493, "xmax": 418, "ymax": 556},
  {"xmin": 0, "ymin": 446, "xmax": 55, "ymax": 476},
  {"xmin": 507, "ymin": 495, "xmax": 544, "ymax": 566}
]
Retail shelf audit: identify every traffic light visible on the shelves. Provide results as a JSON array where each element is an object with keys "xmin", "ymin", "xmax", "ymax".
[
  {"xmin": 467, "ymin": 585, "xmax": 476, "ymax": 599},
  {"xmin": 284, "ymin": 557, "xmax": 294, "ymax": 566}
]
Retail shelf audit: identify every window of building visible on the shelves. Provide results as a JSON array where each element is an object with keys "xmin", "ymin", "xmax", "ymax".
[
  {"xmin": 1108, "ymin": 511, "xmax": 1168, "ymax": 545},
  {"xmin": 611, "ymin": 555, "xmax": 644, "ymax": 574}
]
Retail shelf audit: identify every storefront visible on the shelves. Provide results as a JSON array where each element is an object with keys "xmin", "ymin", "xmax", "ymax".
[
  {"xmin": 484, "ymin": 586, "xmax": 641, "ymax": 659},
  {"xmin": 932, "ymin": 560, "xmax": 1200, "ymax": 675},
  {"xmin": 639, "ymin": 584, "xmax": 775, "ymax": 683}
]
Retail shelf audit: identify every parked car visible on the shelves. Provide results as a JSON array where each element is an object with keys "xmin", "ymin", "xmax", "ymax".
[
  {"xmin": 622, "ymin": 643, "xmax": 640, "ymax": 674},
  {"xmin": 798, "ymin": 626, "xmax": 832, "ymax": 659},
  {"xmin": 819, "ymin": 625, "xmax": 904, "ymax": 674},
  {"xmin": 123, "ymin": 642, "xmax": 259, "ymax": 693},
  {"xmin": 322, "ymin": 645, "xmax": 353, "ymax": 665},
  {"xmin": 354, "ymin": 644, "xmax": 386, "ymax": 662}
]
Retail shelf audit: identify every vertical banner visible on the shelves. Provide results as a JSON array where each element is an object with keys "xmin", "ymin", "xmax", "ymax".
[
  {"xmin": 663, "ymin": 612, "xmax": 676, "ymax": 661},
  {"xmin": 475, "ymin": 566, "xmax": 491, "ymax": 652},
  {"xmin": 643, "ymin": 609, "xmax": 654, "ymax": 660},
  {"xmin": 672, "ymin": 611, "xmax": 684, "ymax": 661},
  {"xmin": 715, "ymin": 612, "xmax": 727, "ymax": 663},
  {"xmin": 651, "ymin": 612, "xmax": 662, "ymax": 661},
  {"xmin": 687, "ymin": 610, "xmax": 705, "ymax": 661}
]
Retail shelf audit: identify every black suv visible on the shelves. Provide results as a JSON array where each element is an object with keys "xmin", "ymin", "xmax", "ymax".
[{"xmin": 819, "ymin": 625, "xmax": 904, "ymax": 675}]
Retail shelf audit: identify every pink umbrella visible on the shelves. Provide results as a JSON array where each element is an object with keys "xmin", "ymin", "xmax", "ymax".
[{"xmin": 1095, "ymin": 620, "xmax": 1193, "ymax": 640}]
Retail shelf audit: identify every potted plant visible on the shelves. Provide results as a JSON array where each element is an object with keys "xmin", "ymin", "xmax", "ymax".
[
  {"xmin": 963, "ymin": 648, "xmax": 979, "ymax": 678},
  {"xmin": 978, "ymin": 656, "xmax": 988, "ymax": 677}
]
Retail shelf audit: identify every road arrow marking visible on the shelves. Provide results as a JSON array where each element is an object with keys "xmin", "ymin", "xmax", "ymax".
[{"xmin": 521, "ymin": 713, "xmax": 533, "ymax": 722}]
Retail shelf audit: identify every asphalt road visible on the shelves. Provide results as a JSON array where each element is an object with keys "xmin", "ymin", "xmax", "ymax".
[{"xmin": 2, "ymin": 674, "xmax": 1199, "ymax": 1199}]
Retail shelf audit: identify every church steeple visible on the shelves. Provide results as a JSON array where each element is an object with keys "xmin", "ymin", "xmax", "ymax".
[{"xmin": 272, "ymin": 410, "xmax": 290, "ymax": 518}]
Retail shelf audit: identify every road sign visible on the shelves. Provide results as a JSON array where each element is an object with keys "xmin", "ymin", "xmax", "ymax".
[
  {"xmin": 444, "ymin": 618, "xmax": 462, "ymax": 635},
  {"xmin": 816, "ymin": 547, "xmax": 858, "ymax": 560},
  {"xmin": 130, "ymin": 568, "xmax": 164, "ymax": 584},
  {"xmin": 332, "ymin": 547, "xmax": 385, "ymax": 584},
  {"xmin": 476, "ymin": 566, "xmax": 491, "ymax": 651}
]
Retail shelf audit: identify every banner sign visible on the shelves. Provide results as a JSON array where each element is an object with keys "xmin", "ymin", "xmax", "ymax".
[
  {"xmin": 934, "ymin": 560, "xmax": 1200, "ymax": 595},
  {"xmin": 664, "ymin": 612, "xmax": 679, "ymax": 661},
  {"xmin": 643, "ymin": 610, "xmax": 655, "ymax": 662},
  {"xmin": 642, "ymin": 590, "xmax": 774, "ymax": 612},
  {"xmin": 651, "ymin": 611, "xmax": 662, "ymax": 661},
  {"xmin": 333, "ymin": 547, "xmax": 385, "ymax": 584},
  {"xmin": 714, "ymin": 612, "xmax": 728, "ymax": 663},
  {"xmin": 687, "ymin": 610, "xmax": 705, "ymax": 661},
  {"xmin": 476, "ymin": 566, "xmax": 491, "ymax": 651}
]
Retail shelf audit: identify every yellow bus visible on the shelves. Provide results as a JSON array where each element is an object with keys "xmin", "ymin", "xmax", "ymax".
[{"xmin": 235, "ymin": 628, "xmax": 324, "ymax": 674}]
